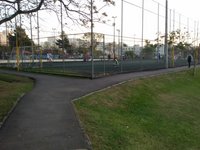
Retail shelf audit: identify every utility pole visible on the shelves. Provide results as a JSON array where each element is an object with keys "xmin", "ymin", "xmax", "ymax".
[{"xmin": 164, "ymin": 0, "xmax": 168, "ymax": 68}]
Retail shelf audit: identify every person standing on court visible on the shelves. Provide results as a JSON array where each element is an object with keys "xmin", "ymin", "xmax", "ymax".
[{"xmin": 187, "ymin": 54, "xmax": 192, "ymax": 68}]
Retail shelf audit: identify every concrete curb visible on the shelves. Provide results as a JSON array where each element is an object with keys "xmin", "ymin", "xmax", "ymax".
[
  {"xmin": 71, "ymin": 67, "xmax": 190, "ymax": 149},
  {"xmin": 0, "ymin": 66, "xmax": 193, "ymax": 149},
  {"xmin": 71, "ymin": 102, "xmax": 93, "ymax": 150},
  {"xmin": 0, "ymin": 76, "xmax": 36, "ymax": 129},
  {"xmin": 72, "ymin": 67, "xmax": 189, "ymax": 103},
  {"xmin": 0, "ymin": 93, "xmax": 25, "ymax": 129}
]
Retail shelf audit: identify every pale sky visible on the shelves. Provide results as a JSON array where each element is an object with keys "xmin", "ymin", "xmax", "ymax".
[
  {"xmin": 1, "ymin": 0, "xmax": 200, "ymax": 45},
  {"xmin": 93, "ymin": 0, "xmax": 200, "ymax": 45}
]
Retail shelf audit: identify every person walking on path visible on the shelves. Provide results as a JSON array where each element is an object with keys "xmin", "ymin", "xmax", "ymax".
[{"xmin": 187, "ymin": 54, "xmax": 192, "ymax": 68}]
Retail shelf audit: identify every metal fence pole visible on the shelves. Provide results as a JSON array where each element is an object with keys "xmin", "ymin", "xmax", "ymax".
[
  {"xmin": 120, "ymin": 0, "xmax": 123, "ymax": 72},
  {"xmin": 103, "ymin": 34, "xmax": 106, "ymax": 76},
  {"xmin": 60, "ymin": 1, "xmax": 65, "ymax": 72},
  {"xmin": 15, "ymin": 16, "xmax": 20, "ymax": 71},
  {"xmin": 30, "ymin": 13, "xmax": 34, "ymax": 64},
  {"xmin": 36, "ymin": 0, "xmax": 42, "ymax": 68},
  {"xmin": 91, "ymin": 0, "xmax": 94, "ymax": 79},
  {"xmin": 164, "ymin": 0, "xmax": 168, "ymax": 69}
]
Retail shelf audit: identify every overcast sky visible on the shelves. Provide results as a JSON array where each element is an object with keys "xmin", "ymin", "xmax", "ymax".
[
  {"xmin": 94, "ymin": 0, "xmax": 200, "ymax": 44},
  {"xmin": 1, "ymin": 0, "xmax": 200, "ymax": 44}
]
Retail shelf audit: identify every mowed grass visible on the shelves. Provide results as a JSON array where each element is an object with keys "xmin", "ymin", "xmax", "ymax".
[
  {"xmin": 0, "ymin": 73, "xmax": 33, "ymax": 122},
  {"xmin": 74, "ymin": 70, "xmax": 200, "ymax": 150}
]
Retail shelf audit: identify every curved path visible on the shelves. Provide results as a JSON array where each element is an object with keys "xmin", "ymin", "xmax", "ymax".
[{"xmin": 0, "ymin": 67, "xmax": 187, "ymax": 150}]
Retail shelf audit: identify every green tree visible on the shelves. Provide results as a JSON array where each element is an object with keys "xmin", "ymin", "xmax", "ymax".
[
  {"xmin": 141, "ymin": 40, "xmax": 156, "ymax": 59},
  {"xmin": 163, "ymin": 29, "xmax": 191, "ymax": 50},
  {"xmin": 56, "ymin": 31, "xmax": 72, "ymax": 54},
  {"xmin": 0, "ymin": 45, "xmax": 10, "ymax": 59},
  {"xmin": 125, "ymin": 51, "xmax": 136, "ymax": 60},
  {"xmin": 82, "ymin": 32, "xmax": 103, "ymax": 55},
  {"xmin": 8, "ymin": 26, "xmax": 34, "ymax": 50},
  {"xmin": 42, "ymin": 41, "xmax": 51, "ymax": 49},
  {"xmin": 168, "ymin": 30, "xmax": 191, "ymax": 59}
]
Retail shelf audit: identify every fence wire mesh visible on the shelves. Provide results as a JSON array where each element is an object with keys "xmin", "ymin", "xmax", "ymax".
[
  {"xmin": 0, "ymin": 0, "xmax": 200, "ymax": 78},
  {"xmin": 0, "ymin": 32, "xmax": 199, "ymax": 78}
]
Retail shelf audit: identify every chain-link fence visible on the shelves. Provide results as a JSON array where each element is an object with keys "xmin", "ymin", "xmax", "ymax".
[
  {"xmin": 0, "ymin": 32, "xmax": 199, "ymax": 78},
  {"xmin": 0, "ymin": 0, "xmax": 200, "ymax": 78}
]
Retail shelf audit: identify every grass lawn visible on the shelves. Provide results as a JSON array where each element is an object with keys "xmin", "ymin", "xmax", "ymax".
[
  {"xmin": 74, "ymin": 69, "xmax": 200, "ymax": 150},
  {"xmin": 0, "ymin": 73, "xmax": 33, "ymax": 123}
]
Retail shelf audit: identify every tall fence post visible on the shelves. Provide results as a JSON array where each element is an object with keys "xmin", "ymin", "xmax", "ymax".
[
  {"xmin": 91, "ymin": 0, "xmax": 94, "ymax": 79},
  {"xmin": 164, "ymin": 0, "xmax": 169, "ymax": 69},
  {"xmin": 120, "ymin": 0, "xmax": 123, "ymax": 73},
  {"xmin": 103, "ymin": 34, "xmax": 106, "ymax": 76}
]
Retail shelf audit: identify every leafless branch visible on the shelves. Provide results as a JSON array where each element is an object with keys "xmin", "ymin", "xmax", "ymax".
[{"xmin": 0, "ymin": 0, "xmax": 115, "ymax": 27}]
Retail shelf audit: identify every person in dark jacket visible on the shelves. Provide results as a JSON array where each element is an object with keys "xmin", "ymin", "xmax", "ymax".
[{"xmin": 187, "ymin": 55, "xmax": 192, "ymax": 68}]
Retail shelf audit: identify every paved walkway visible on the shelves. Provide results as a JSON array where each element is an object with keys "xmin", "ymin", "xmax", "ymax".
[{"xmin": 0, "ymin": 67, "xmax": 188, "ymax": 150}]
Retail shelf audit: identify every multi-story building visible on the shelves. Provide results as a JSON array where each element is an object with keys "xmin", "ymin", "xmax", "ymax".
[
  {"xmin": 123, "ymin": 45, "xmax": 141, "ymax": 56},
  {"xmin": 47, "ymin": 36, "xmax": 56, "ymax": 47}
]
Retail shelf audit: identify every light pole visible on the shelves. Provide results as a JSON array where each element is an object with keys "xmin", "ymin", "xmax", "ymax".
[{"xmin": 112, "ymin": 16, "xmax": 117, "ymax": 59}]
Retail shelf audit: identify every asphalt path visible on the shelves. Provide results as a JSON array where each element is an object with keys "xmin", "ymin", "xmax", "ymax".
[{"xmin": 0, "ymin": 66, "xmax": 188, "ymax": 150}]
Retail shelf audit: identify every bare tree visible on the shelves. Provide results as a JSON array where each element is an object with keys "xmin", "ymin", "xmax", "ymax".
[{"xmin": 0, "ymin": 0, "xmax": 115, "ymax": 25}]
